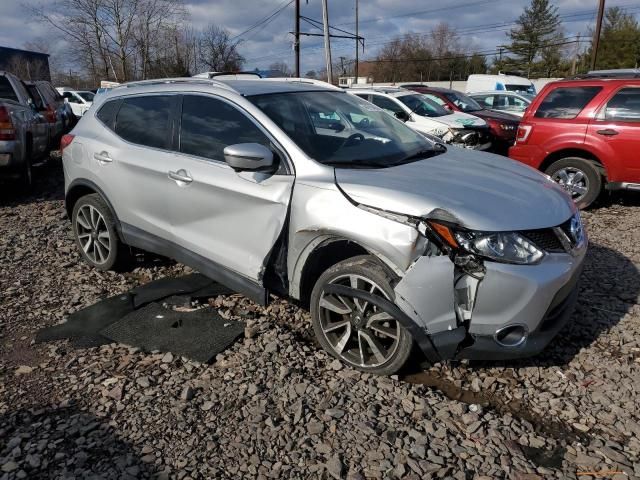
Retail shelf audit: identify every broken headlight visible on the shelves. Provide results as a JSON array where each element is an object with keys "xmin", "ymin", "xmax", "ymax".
[{"xmin": 423, "ymin": 222, "xmax": 545, "ymax": 265}]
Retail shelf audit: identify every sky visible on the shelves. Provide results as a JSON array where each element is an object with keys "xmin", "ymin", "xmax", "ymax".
[{"xmin": 2, "ymin": 0, "xmax": 639, "ymax": 74}]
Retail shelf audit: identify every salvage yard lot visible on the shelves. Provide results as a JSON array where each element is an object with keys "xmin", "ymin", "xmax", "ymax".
[{"xmin": 1, "ymin": 164, "xmax": 640, "ymax": 480}]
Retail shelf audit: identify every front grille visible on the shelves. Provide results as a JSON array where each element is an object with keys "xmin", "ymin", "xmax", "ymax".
[{"xmin": 520, "ymin": 229, "xmax": 564, "ymax": 252}]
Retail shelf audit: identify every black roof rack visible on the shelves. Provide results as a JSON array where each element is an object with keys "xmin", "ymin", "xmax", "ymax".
[
  {"xmin": 207, "ymin": 71, "xmax": 262, "ymax": 78},
  {"xmin": 570, "ymin": 69, "xmax": 640, "ymax": 80}
]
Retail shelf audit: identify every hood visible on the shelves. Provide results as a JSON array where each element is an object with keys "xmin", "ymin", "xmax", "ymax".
[
  {"xmin": 472, "ymin": 109, "xmax": 520, "ymax": 124},
  {"xmin": 413, "ymin": 111, "xmax": 486, "ymax": 129},
  {"xmin": 334, "ymin": 148, "xmax": 576, "ymax": 231}
]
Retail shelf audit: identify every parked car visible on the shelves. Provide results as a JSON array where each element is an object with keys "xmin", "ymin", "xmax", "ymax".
[
  {"xmin": 348, "ymin": 87, "xmax": 492, "ymax": 150},
  {"xmin": 62, "ymin": 77, "xmax": 586, "ymax": 375},
  {"xmin": 469, "ymin": 91, "xmax": 533, "ymax": 117},
  {"xmin": 25, "ymin": 81, "xmax": 68, "ymax": 149},
  {"xmin": 509, "ymin": 76, "xmax": 640, "ymax": 208},
  {"xmin": 57, "ymin": 88, "xmax": 94, "ymax": 118},
  {"xmin": 403, "ymin": 85, "xmax": 520, "ymax": 153},
  {"xmin": 0, "ymin": 71, "xmax": 49, "ymax": 185},
  {"xmin": 466, "ymin": 73, "xmax": 536, "ymax": 96}
]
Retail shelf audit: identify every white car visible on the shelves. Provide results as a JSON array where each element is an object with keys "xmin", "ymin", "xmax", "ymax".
[
  {"xmin": 468, "ymin": 91, "xmax": 533, "ymax": 118},
  {"xmin": 348, "ymin": 87, "xmax": 491, "ymax": 150},
  {"xmin": 56, "ymin": 88, "xmax": 95, "ymax": 118}
]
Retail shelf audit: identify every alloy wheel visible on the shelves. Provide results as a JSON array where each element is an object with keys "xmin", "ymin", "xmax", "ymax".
[
  {"xmin": 552, "ymin": 167, "xmax": 589, "ymax": 202},
  {"xmin": 318, "ymin": 274, "xmax": 401, "ymax": 368},
  {"xmin": 75, "ymin": 205, "xmax": 111, "ymax": 265}
]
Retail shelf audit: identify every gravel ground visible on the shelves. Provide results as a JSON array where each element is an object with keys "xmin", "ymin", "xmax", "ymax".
[{"xmin": 1, "ymin": 163, "xmax": 640, "ymax": 480}]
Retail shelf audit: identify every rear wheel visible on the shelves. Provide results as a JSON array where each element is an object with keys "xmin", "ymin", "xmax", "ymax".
[
  {"xmin": 310, "ymin": 255, "xmax": 413, "ymax": 375},
  {"xmin": 72, "ymin": 194, "xmax": 126, "ymax": 271},
  {"xmin": 545, "ymin": 157, "xmax": 602, "ymax": 209}
]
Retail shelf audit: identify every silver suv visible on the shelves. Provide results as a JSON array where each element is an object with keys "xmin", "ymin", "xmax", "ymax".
[{"xmin": 62, "ymin": 77, "xmax": 587, "ymax": 375}]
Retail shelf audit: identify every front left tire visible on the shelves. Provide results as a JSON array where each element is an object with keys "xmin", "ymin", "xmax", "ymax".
[{"xmin": 310, "ymin": 255, "xmax": 414, "ymax": 375}]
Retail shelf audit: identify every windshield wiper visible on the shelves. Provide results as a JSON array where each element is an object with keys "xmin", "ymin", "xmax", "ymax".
[{"xmin": 397, "ymin": 146, "xmax": 446, "ymax": 164}]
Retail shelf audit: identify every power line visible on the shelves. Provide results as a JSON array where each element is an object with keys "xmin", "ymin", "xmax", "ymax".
[{"xmin": 229, "ymin": 0, "xmax": 294, "ymax": 42}]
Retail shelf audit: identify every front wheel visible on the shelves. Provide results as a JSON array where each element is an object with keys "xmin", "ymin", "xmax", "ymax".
[
  {"xmin": 545, "ymin": 157, "xmax": 602, "ymax": 209},
  {"xmin": 310, "ymin": 255, "xmax": 414, "ymax": 375}
]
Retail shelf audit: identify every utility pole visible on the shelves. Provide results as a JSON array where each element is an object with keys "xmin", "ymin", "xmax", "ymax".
[
  {"xmin": 591, "ymin": 0, "xmax": 606, "ymax": 71},
  {"xmin": 354, "ymin": 0, "xmax": 359, "ymax": 83},
  {"xmin": 294, "ymin": 0, "xmax": 300, "ymax": 77},
  {"xmin": 571, "ymin": 34, "xmax": 581, "ymax": 75},
  {"xmin": 321, "ymin": 0, "xmax": 333, "ymax": 83}
]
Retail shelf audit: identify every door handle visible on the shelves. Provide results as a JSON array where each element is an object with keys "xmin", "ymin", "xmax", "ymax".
[
  {"xmin": 94, "ymin": 151, "xmax": 113, "ymax": 163},
  {"xmin": 596, "ymin": 128, "xmax": 619, "ymax": 136},
  {"xmin": 168, "ymin": 170, "xmax": 193, "ymax": 184}
]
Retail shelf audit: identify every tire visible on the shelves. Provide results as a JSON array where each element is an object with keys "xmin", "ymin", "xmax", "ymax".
[
  {"xmin": 310, "ymin": 255, "xmax": 414, "ymax": 376},
  {"xmin": 545, "ymin": 157, "xmax": 602, "ymax": 209},
  {"xmin": 72, "ymin": 194, "xmax": 127, "ymax": 271}
]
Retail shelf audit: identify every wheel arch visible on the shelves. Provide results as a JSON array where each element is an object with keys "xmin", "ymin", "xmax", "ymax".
[
  {"xmin": 293, "ymin": 236, "xmax": 400, "ymax": 307},
  {"xmin": 65, "ymin": 179, "xmax": 123, "ymax": 237},
  {"xmin": 540, "ymin": 148, "xmax": 606, "ymax": 179}
]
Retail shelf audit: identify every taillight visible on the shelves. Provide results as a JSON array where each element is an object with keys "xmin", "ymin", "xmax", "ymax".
[
  {"xmin": 0, "ymin": 106, "xmax": 15, "ymax": 140},
  {"xmin": 515, "ymin": 124, "xmax": 532, "ymax": 143},
  {"xmin": 60, "ymin": 134, "xmax": 75, "ymax": 153},
  {"xmin": 46, "ymin": 105, "xmax": 56, "ymax": 123}
]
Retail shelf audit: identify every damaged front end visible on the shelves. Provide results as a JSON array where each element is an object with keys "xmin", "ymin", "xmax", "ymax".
[
  {"xmin": 440, "ymin": 126, "xmax": 492, "ymax": 151},
  {"xmin": 373, "ymin": 207, "xmax": 586, "ymax": 363}
]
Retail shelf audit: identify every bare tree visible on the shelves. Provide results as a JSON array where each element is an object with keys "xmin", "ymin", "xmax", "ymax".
[{"xmin": 198, "ymin": 25, "xmax": 244, "ymax": 72}]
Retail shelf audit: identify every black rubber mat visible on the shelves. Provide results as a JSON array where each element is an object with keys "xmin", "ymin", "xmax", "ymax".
[
  {"xmin": 100, "ymin": 303, "xmax": 245, "ymax": 363},
  {"xmin": 35, "ymin": 274, "xmax": 236, "ymax": 349},
  {"xmin": 130, "ymin": 273, "xmax": 220, "ymax": 308},
  {"xmin": 35, "ymin": 293, "xmax": 135, "ymax": 348}
]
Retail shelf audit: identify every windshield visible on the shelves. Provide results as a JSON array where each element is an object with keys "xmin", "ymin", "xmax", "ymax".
[
  {"xmin": 78, "ymin": 91, "xmax": 95, "ymax": 102},
  {"xmin": 249, "ymin": 91, "xmax": 440, "ymax": 168},
  {"xmin": 397, "ymin": 94, "xmax": 449, "ymax": 118},
  {"xmin": 442, "ymin": 91, "xmax": 483, "ymax": 112},
  {"xmin": 505, "ymin": 84, "xmax": 535, "ymax": 95}
]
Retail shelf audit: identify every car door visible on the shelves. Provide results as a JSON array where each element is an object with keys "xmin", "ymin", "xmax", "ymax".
[
  {"xmin": 588, "ymin": 86, "xmax": 640, "ymax": 182},
  {"xmin": 168, "ymin": 93, "xmax": 294, "ymax": 285},
  {"xmin": 88, "ymin": 94, "xmax": 177, "ymax": 241}
]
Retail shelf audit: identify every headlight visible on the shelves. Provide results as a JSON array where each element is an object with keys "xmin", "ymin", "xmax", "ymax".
[
  {"xmin": 454, "ymin": 231, "xmax": 544, "ymax": 264},
  {"xmin": 422, "ymin": 221, "xmax": 545, "ymax": 265}
]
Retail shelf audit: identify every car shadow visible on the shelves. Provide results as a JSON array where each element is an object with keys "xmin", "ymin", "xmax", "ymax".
[
  {"xmin": 0, "ymin": 404, "xmax": 156, "ymax": 478},
  {"xmin": 467, "ymin": 241, "xmax": 639, "ymax": 369},
  {"xmin": 0, "ymin": 158, "xmax": 64, "ymax": 207}
]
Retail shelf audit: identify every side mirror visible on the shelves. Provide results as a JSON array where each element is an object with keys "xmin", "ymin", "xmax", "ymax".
[
  {"xmin": 223, "ymin": 143, "xmax": 274, "ymax": 172},
  {"xmin": 394, "ymin": 111, "xmax": 410, "ymax": 122}
]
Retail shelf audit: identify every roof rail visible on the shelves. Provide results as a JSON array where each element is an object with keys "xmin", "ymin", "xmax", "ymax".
[
  {"xmin": 259, "ymin": 77, "xmax": 342, "ymax": 90},
  {"xmin": 115, "ymin": 77, "xmax": 238, "ymax": 93},
  {"xmin": 571, "ymin": 68, "xmax": 640, "ymax": 80}
]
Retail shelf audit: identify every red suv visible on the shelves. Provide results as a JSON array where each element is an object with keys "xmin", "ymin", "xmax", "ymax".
[{"xmin": 509, "ymin": 77, "xmax": 640, "ymax": 208}]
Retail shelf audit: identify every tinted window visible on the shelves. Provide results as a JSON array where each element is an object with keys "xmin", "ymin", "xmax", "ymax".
[
  {"xmin": 603, "ymin": 88, "xmax": 640, "ymax": 122},
  {"xmin": 442, "ymin": 91, "xmax": 483, "ymax": 112},
  {"xmin": 115, "ymin": 96, "xmax": 173, "ymax": 149},
  {"xmin": 63, "ymin": 92, "xmax": 81, "ymax": 104},
  {"xmin": 78, "ymin": 92, "xmax": 95, "ymax": 102},
  {"xmin": 26, "ymin": 85, "xmax": 45, "ymax": 110},
  {"xmin": 179, "ymin": 95, "xmax": 269, "ymax": 161},
  {"xmin": 96, "ymin": 100, "xmax": 120, "ymax": 129},
  {"xmin": 397, "ymin": 94, "xmax": 448, "ymax": 117},
  {"xmin": 535, "ymin": 86, "xmax": 602, "ymax": 119},
  {"xmin": 0, "ymin": 76, "xmax": 18, "ymax": 102},
  {"xmin": 369, "ymin": 95, "xmax": 403, "ymax": 114}
]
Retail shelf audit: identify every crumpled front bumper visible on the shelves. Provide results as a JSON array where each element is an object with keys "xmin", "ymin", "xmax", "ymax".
[{"xmin": 393, "ymin": 242, "xmax": 586, "ymax": 362}]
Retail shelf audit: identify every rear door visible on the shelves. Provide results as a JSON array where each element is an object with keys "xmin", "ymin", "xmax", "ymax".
[
  {"xmin": 588, "ymin": 86, "xmax": 640, "ymax": 182},
  {"xmin": 168, "ymin": 93, "xmax": 293, "ymax": 284},
  {"xmin": 89, "ymin": 94, "xmax": 178, "ymax": 241}
]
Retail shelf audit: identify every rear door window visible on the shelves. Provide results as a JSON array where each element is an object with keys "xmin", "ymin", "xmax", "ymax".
[
  {"xmin": 601, "ymin": 87, "xmax": 640, "ymax": 122},
  {"xmin": 115, "ymin": 95, "xmax": 173, "ymax": 149},
  {"xmin": 534, "ymin": 86, "xmax": 602, "ymax": 119},
  {"xmin": 179, "ymin": 95, "xmax": 270, "ymax": 162},
  {"xmin": 369, "ymin": 94, "xmax": 403, "ymax": 115},
  {"xmin": 0, "ymin": 76, "xmax": 18, "ymax": 102}
]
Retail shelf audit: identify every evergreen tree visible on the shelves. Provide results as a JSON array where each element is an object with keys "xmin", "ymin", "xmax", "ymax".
[
  {"xmin": 506, "ymin": 0, "xmax": 561, "ymax": 77},
  {"xmin": 590, "ymin": 7, "xmax": 640, "ymax": 70}
]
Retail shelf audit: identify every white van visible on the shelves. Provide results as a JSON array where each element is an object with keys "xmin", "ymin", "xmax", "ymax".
[{"xmin": 466, "ymin": 74, "xmax": 535, "ymax": 96}]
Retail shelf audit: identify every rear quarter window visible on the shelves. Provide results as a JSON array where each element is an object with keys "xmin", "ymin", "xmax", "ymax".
[
  {"xmin": 96, "ymin": 100, "xmax": 121, "ymax": 130},
  {"xmin": 534, "ymin": 86, "xmax": 602, "ymax": 119}
]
